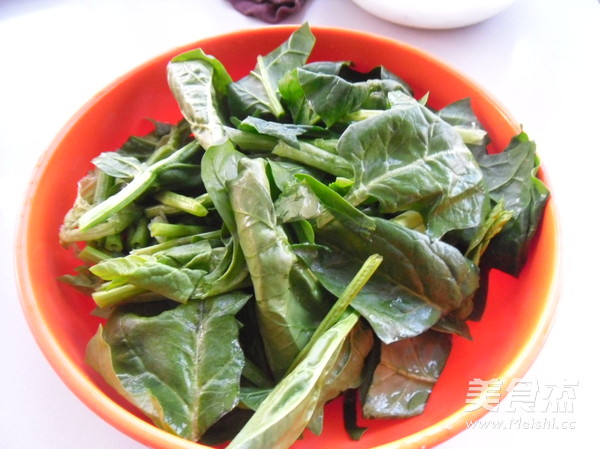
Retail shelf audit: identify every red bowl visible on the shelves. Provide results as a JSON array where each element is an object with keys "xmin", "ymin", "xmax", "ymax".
[{"xmin": 16, "ymin": 26, "xmax": 560, "ymax": 449}]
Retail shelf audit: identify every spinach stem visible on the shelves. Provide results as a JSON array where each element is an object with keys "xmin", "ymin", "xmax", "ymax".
[
  {"xmin": 93, "ymin": 170, "xmax": 115, "ymax": 204},
  {"xmin": 225, "ymin": 127, "xmax": 277, "ymax": 152},
  {"xmin": 149, "ymin": 222, "xmax": 206, "ymax": 239},
  {"xmin": 273, "ymin": 141, "xmax": 352, "ymax": 178},
  {"xmin": 79, "ymin": 141, "xmax": 200, "ymax": 230},
  {"xmin": 256, "ymin": 56, "xmax": 285, "ymax": 118},
  {"xmin": 130, "ymin": 231, "xmax": 221, "ymax": 255},
  {"xmin": 78, "ymin": 245, "xmax": 112, "ymax": 264},
  {"xmin": 242, "ymin": 357, "xmax": 275, "ymax": 389},
  {"xmin": 286, "ymin": 253, "xmax": 383, "ymax": 375},
  {"xmin": 154, "ymin": 191, "xmax": 208, "ymax": 217},
  {"xmin": 127, "ymin": 217, "xmax": 150, "ymax": 249},
  {"xmin": 103, "ymin": 233, "xmax": 123, "ymax": 253},
  {"xmin": 92, "ymin": 284, "xmax": 147, "ymax": 308},
  {"xmin": 146, "ymin": 121, "xmax": 188, "ymax": 165}
]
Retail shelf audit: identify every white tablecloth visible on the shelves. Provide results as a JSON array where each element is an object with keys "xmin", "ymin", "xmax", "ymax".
[{"xmin": 1, "ymin": 0, "xmax": 598, "ymax": 447}]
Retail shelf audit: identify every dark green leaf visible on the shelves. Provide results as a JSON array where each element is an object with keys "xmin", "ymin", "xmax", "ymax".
[
  {"xmin": 295, "ymin": 244, "xmax": 442, "ymax": 344},
  {"xmin": 229, "ymin": 158, "xmax": 325, "ymax": 379},
  {"xmin": 86, "ymin": 292, "xmax": 251, "ymax": 441},
  {"xmin": 362, "ymin": 331, "xmax": 452, "ymax": 419},
  {"xmin": 227, "ymin": 311, "xmax": 360, "ymax": 449},
  {"xmin": 476, "ymin": 133, "xmax": 550, "ymax": 275},
  {"xmin": 300, "ymin": 174, "xmax": 479, "ymax": 314},
  {"xmin": 339, "ymin": 98, "xmax": 487, "ymax": 239},
  {"xmin": 438, "ymin": 98, "xmax": 489, "ymax": 155},
  {"xmin": 237, "ymin": 116, "xmax": 328, "ymax": 147},
  {"xmin": 307, "ymin": 320, "xmax": 373, "ymax": 435},
  {"xmin": 296, "ymin": 68, "xmax": 370, "ymax": 127},
  {"xmin": 200, "ymin": 140, "xmax": 244, "ymax": 232},
  {"xmin": 90, "ymin": 253, "xmax": 205, "ymax": 303},
  {"xmin": 228, "ymin": 23, "xmax": 315, "ymax": 119}
]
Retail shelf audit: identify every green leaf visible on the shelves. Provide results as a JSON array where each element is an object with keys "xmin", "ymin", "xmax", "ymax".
[
  {"xmin": 339, "ymin": 99, "xmax": 486, "ymax": 239},
  {"xmin": 92, "ymin": 152, "xmax": 143, "ymax": 178},
  {"xmin": 229, "ymin": 158, "xmax": 326, "ymax": 379},
  {"xmin": 307, "ymin": 320, "xmax": 374, "ymax": 435},
  {"xmin": 86, "ymin": 292, "xmax": 251, "ymax": 441},
  {"xmin": 295, "ymin": 244, "xmax": 442, "ymax": 344},
  {"xmin": 476, "ymin": 133, "xmax": 550, "ymax": 275},
  {"xmin": 227, "ymin": 311, "xmax": 360, "ymax": 449},
  {"xmin": 167, "ymin": 48, "xmax": 233, "ymax": 149},
  {"xmin": 300, "ymin": 174, "xmax": 479, "ymax": 314},
  {"xmin": 269, "ymin": 160, "xmax": 324, "ymax": 223},
  {"xmin": 362, "ymin": 331, "xmax": 452, "ymax": 419},
  {"xmin": 465, "ymin": 200, "xmax": 514, "ymax": 266},
  {"xmin": 438, "ymin": 98, "xmax": 489, "ymax": 152},
  {"xmin": 237, "ymin": 116, "xmax": 328, "ymax": 148},
  {"xmin": 200, "ymin": 140, "xmax": 245, "ymax": 233},
  {"xmin": 278, "ymin": 61, "xmax": 349, "ymax": 125},
  {"xmin": 228, "ymin": 23, "xmax": 315, "ymax": 119},
  {"xmin": 483, "ymin": 176, "xmax": 550, "ymax": 276},
  {"xmin": 90, "ymin": 252, "xmax": 205, "ymax": 303},
  {"xmin": 478, "ymin": 133, "xmax": 539, "ymax": 216},
  {"xmin": 296, "ymin": 68, "xmax": 370, "ymax": 127},
  {"xmin": 197, "ymin": 141, "xmax": 251, "ymax": 297},
  {"xmin": 279, "ymin": 68, "xmax": 319, "ymax": 125}
]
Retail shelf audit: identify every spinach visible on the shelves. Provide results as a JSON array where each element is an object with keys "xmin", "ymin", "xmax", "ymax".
[
  {"xmin": 228, "ymin": 22, "xmax": 315, "ymax": 119},
  {"xmin": 227, "ymin": 311, "xmax": 362, "ymax": 449},
  {"xmin": 362, "ymin": 331, "xmax": 452, "ymax": 419},
  {"xmin": 59, "ymin": 24, "xmax": 549, "ymax": 449},
  {"xmin": 167, "ymin": 48, "xmax": 232, "ymax": 149},
  {"xmin": 228, "ymin": 157, "xmax": 326, "ymax": 380},
  {"xmin": 338, "ymin": 97, "xmax": 487, "ymax": 239},
  {"xmin": 86, "ymin": 292, "xmax": 251, "ymax": 441}
]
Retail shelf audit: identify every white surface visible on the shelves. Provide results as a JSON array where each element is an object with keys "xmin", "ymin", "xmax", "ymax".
[
  {"xmin": 1, "ymin": 0, "xmax": 598, "ymax": 448},
  {"xmin": 352, "ymin": 0, "xmax": 518, "ymax": 29}
]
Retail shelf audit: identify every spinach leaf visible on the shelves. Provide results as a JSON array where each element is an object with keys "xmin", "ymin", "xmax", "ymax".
[
  {"xmin": 476, "ymin": 133, "xmax": 550, "ymax": 275},
  {"xmin": 92, "ymin": 152, "xmax": 143, "ymax": 179},
  {"xmin": 300, "ymin": 174, "xmax": 479, "ymax": 314},
  {"xmin": 227, "ymin": 311, "xmax": 360, "ymax": 449},
  {"xmin": 296, "ymin": 68, "xmax": 370, "ymax": 127},
  {"xmin": 228, "ymin": 23, "xmax": 315, "ymax": 119},
  {"xmin": 295, "ymin": 244, "xmax": 442, "ymax": 344},
  {"xmin": 78, "ymin": 141, "xmax": 201, "ymax": 230},
  {"xmin": 156, "ymin": 162, "xmax": 204, "ymax": 190},
  {"xmin": 196, "ymin": 141, "xmax": 249, "ymax": 297},
  {"xmin": 307, "ymin": 320, "xmax": 374, "ymax": 435},
  {"xmin": 86, "ymin": 292, "xmax": 251, "ymax": 441},
  {"xmin": 338, "ymin": 98, "xmax": 486, "ymax": 239},
  {"xmin": 278, "ymin": 61, "xmax": 353, "ymax": 124},
  {"xmin": 438, "ymin": 98, "xmax": 489, "ymax": 153},
  {"xmin": 362, "ymin": 331, "xmax": 452, "ymax": 419},
  {"xmin": 278, "ymin": 68, "xmax": 319, "ymax": 125},
  {"xmin": 269, "ymin": 160, "xmax": 324, "ymax": 223},
  {"xmin": 89, "ymin": 248, "xmax": 208, "ymax": 304},
  {"xmin": 237, "ymin": 116, "xmax": 328, "ymax": 147},
  {"xmin": 229, "ymin": 157, "xmax": 325, "ymax": 379},
  {"xmin": 167, "ymin": 48, "xmax": 232, "ymax": 149},
  {"xmin": 483, "ymin": 175, "xmax": 549, "ymax": 276},
  {"xmin": 478, "ymin": 132, "xmax": 540, "ymax": 217},
  {"xmin": 200, "ymin": 140, "xmax": 244, "ymax": 232}
]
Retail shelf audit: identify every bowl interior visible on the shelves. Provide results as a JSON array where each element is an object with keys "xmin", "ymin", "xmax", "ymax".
[{"xmin": 16, "ymin": 26, "xmax": 559, "ymax": 449}]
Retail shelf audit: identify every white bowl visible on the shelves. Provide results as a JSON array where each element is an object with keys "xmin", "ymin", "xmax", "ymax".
[{"xmin": 352, "ymin": 0, "xmax": 519, "ymax": 29}]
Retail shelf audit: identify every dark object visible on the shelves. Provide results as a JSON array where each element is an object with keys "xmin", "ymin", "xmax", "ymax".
[{"xmin": 229, "ymin": 0, "xmax": 307, "ymax": 23}]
